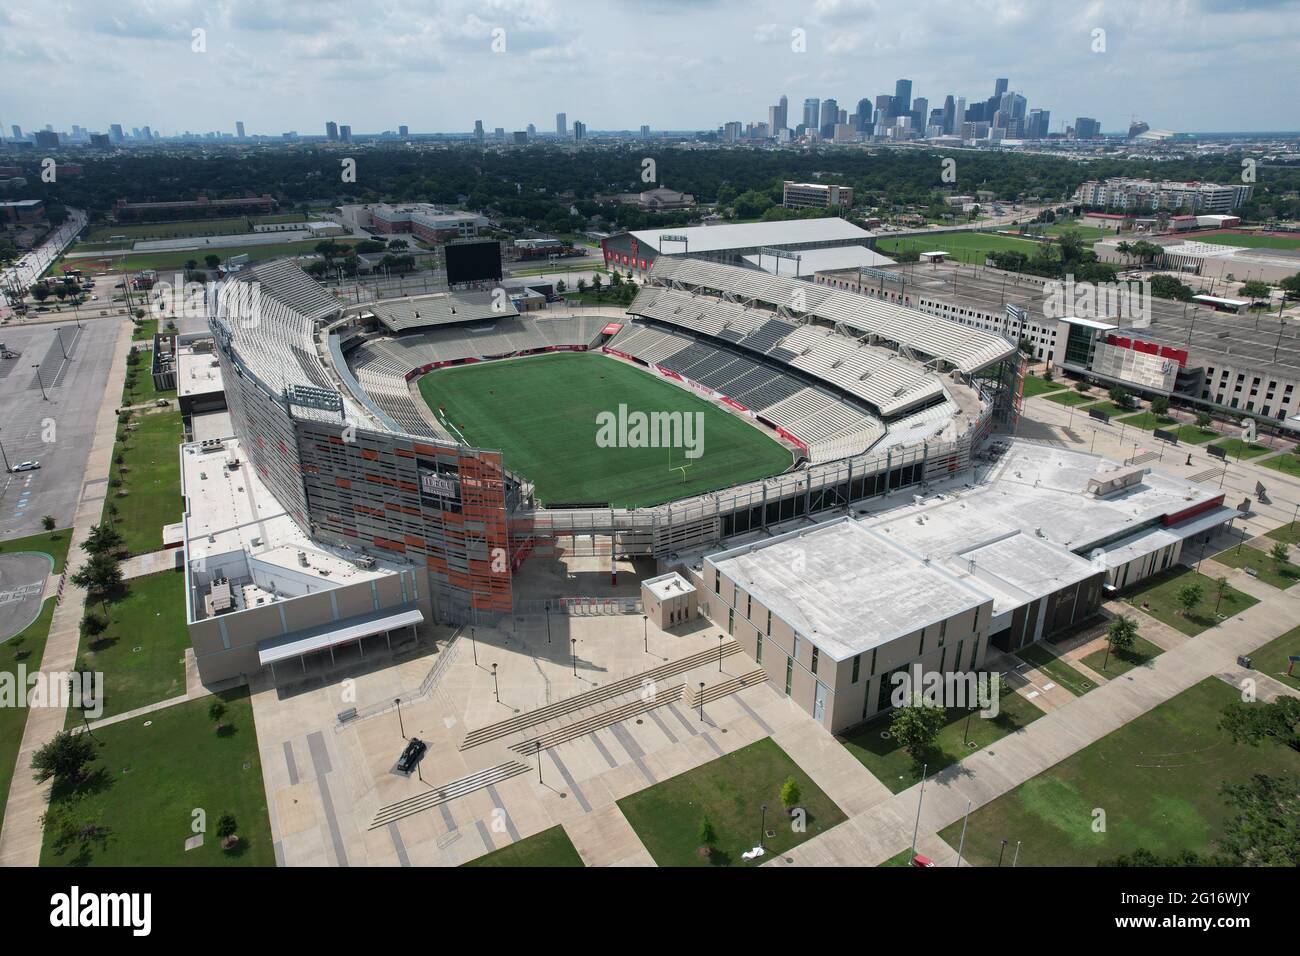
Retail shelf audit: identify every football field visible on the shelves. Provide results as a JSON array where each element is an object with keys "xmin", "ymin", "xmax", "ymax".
[{"xmin": 416, "ymin": 352, "xmax": 793, "ymax": 507}]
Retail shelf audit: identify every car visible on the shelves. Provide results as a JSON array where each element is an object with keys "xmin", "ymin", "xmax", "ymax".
[
  {"xmin": 155, "ymin": 398, "xmax": 169, "ymax": 407},
  {"xmin": 396, "ymin": 737, "xmax": 427, "ymax": 773},
  {"xmin": 910, "ymin": 854, "xmax": 936, "ymax": 868},
  {"xmin": 11, "ymin": 460, "xmax": 40, "ymax": 472}
]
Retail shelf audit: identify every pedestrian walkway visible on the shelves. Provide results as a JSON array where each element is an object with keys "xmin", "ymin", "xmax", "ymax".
[
  {"xmin": 563, "ymin": 804, "xmax": 655, "ymax": 867},
  {"xmin": 768, "ymin": 577, "xmax": 1300, "ymax": 867},
  {"xmin": 0, "ymin": 319, "xmax": 135, "ymax": 867},
  {"xmin": 119, "ymin": 548, "xmax": 182, "ymax": 579}
]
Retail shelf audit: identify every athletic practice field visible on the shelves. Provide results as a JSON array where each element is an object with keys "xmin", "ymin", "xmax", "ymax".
[
  {"xmin": 876, "ymin": 231, "xmax": 1050, "ymax": 265},
  {"xmin": 416, "ymin": 352, "xmax": 793, "ymax": 508}
]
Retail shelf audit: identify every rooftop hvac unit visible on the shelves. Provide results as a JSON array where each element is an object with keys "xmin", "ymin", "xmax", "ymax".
[
  {"xmin": 355, "ymin": 556, "xmax": 377, "ymax": 570},
  {"xmin": 298, "ymin": 551, "xmax": 309, "ymax": 567}
]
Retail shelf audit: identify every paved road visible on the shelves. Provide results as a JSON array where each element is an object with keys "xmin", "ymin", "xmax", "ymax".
[{"xmin": 0, "ymin": 209, "xmax": 86, "ymax": 320}]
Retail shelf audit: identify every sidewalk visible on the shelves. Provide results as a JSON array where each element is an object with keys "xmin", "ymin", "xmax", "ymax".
[
  {"xmin": 0, "ymin": 320, "xmax": 134, "ymax": 867},
  {"xmin": 769, "ymin": 579, "xmax": 1300, "ymax": 867}
]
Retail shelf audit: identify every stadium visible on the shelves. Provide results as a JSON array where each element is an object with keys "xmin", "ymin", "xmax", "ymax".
[{"xmin": 189, "ymin": 252, "xmax": 1024, "ymax": 688}]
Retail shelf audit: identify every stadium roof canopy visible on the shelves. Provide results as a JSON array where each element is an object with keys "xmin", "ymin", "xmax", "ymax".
[
  {"xmin": 371, "ymin": 290, "xmax": 520, "ymax": 333},
  {"xmin": 628, "ymin": 217, "xmax": 873, "ymax": 255},
  {"xmin": 741, "ymin": 244, "xmax": 896, "ymax": 276}
]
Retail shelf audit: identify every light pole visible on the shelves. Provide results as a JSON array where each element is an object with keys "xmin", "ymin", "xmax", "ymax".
[
  {"xmin": 470, "ymin": 625, "xmax": 478, "ymax": 667},
  {"xmin": 1011, "ymin": 840, "xmax": 1022, "ymax": 867},
  {"xmin": 491, "ymin": 662, "xmax": 499, "ymax": 702},
  {"xmin": 910, "ymin": 763, "xmax": 928, "ymax": 857},
  {"xmin": 570, "ymin": 639, "xmax": 577, "ymax": 677},
  {"xmin": 56, "ymin": 327, "xmax": 68, "ymax": 360},
  {"xmin": 536, "ymin": 741, "xmax": 543, "ymax": 783},
  {"xmin": 698, "ymin": 681, "xmax": 705, "ymax": 721},
  {"xmin": 394, "ymin": 697, "xmax": 405, "ymax": 738},
  {"xmin": 0, "ymin": 428, "xmax": 10, "ymax": 473},
  {"xmin": 643, "ymin": 614, "xmax": 648, "ymax": 654},
  {"xmin": 997, "ymin": 838, "xmax": 1009, "ymax": 867},
  {"xmin": 963, "ymin": 705, "xmax": 976, "ymax": 744},
  {"xmin": 718, "ymin": 634, "xmax": 724, "ymax": 671},
  {"xmin": 545, "ymin": 602, "xmax": 551, "ymax": 643},
  {"xmin": 33, "ymin": 364, "xmax": 48, "ymax": 401},
  {"xmin": 956, "ymin": 799, "xmax": 972, "ymax": 868},
  {"xmin": 759, "ymin": 804, "xmax": 768, "ymax": 851}
]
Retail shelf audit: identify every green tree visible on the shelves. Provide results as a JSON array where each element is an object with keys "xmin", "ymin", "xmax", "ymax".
[
  {"xmin": 31, "ymin": 730, "xmax": 97, "ymax": 784},
  {"xmin": 1150, "ymin": 396, "xmax": 1170, "ymax": 415},
  {"xmin": 1219, "ymin": 696, "xmax": 1300, "ymax": 753},
  {"xmin": 208, "ymin": 699, "xmax": 227, "ymax": 725},
  {"xmin": 1195, "ymin": 411, "xmax": 1213, "ymax": 430},
  {"xmin": 1240, "ymin": 279, "xmax": 1271, "ymax": 304},
  {"xmin": 1217, "ymin": 773, "xmax": 1299, "ymax": 867},
  {"xmin": 697, "ymin": 815, "xmax": 716, "ymax": 848},
  {"xmin": 81, "ymin": 523, "xmax": 124, "ymax": 557},
  {"xmin": 41, "ymin": 515, "xmax": 56, "ymax": 531},
  {"xmin": 1102, "ymin": 614, "xmax": 1138, "ymax": 671},
  {"xmin": 42, "ymin": 798, "xmax": 110, "ymax": 862},
  {"xmin": 216, "ymin": 812, "xmax": 238, "ymax": 839},
  {"xmin": 1269, "ymin": 541, "xmax": 1290, "ymax": 570},
  {"xmin": 1108, "ymin": 385, "xmax": 1132, "ymax": 409},
  {"xmin": 780, "ymin": 775, "xmax": 802, "ymax": 809},
  {"xmin": 204, "ymin": 254, "xmax": 222, "ymax": 270},
  {"xmin": 70, "ymin": 552, "xmax": 124, "ymax": 600},
  {"xmin": 1174, "ymin": 582, "xmax": 1203, "ymax": 619},
  {"xmin": 889, "ymin": 693, "xmax": 947, "ymax": 764}
]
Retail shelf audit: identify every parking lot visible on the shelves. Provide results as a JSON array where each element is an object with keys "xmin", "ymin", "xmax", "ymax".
[{"xmin": 0, "ymin": 317, "xmax": 124, "ymax": 537}]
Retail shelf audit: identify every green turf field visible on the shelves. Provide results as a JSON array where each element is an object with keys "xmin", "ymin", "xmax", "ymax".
[
  {"xmin": 416, "ymin": 352, "xmax": 793, "ymax": 507},
  {"xmin": 1194, "ymin": 231, "xmax": 1300, "ymax": 251},
  {"xmin": 876, "ymin": 231, "xmax": 1049, "ymax": 265}
]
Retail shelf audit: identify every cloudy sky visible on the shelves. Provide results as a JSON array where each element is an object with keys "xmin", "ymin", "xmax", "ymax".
[{"xmin": 3, "ymin": 0, "xmax": 1298, "ymax": 137}]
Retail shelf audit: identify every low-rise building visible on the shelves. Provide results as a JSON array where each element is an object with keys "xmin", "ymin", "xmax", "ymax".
[{"xmin": 783, "ymin": 181, "xmax": 854, "ymax": 209}]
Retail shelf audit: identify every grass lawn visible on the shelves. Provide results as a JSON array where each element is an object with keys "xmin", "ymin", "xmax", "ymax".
[
  {"xmin": 0, "ymin": 528, "xmax": 72, "ymax": 574},
  {"xmin": 1021, "ymin": 375, "xmax": 1064, "ymax": 398},
  {"xmin": 1080, "ymin": 634, "xmax": 1165, "ymax": 678},
  {"xmin": 1082, "ymin": 400, "xmax": 1139, "ymax": 419},
  {"xmin": 1031, "ymin": 222, "xmax": 1114, "ymax": 241},
  {"xmin": 0, "ymin": 598, "xmax": 55, "ymax": 841},
  {"xmin": 1259, "ymin": 451, "xmax": 1300, "ymax": 479},
  {"xmin": 1192, "ymin": 231, "xmax": 1300, "ymax": 251},
  {"xmin": 41, "ymin": 688, "xmax": 272, "ymax": 867},
  {"xmin": 1211, "ymin": 544, "xmax": 1300, "ymax": 590},
  {"xmin": 1123, "ymin": 567, "xmax": 1259, "ymax": 637},
  {"xmin": 1042, "ymin": 389, "xmax": 1095, "ymax": 406},
  {"xmin": 72, "ymin": 572, "xmax": 190, "ymax": 723},
  {"xmin": 617, "ymin": 738, "xmax": 847, "ymax": 866},
  {"xmin": 417, "ymin": 352, "xmax": 793, "ymax": 508},
  {"xmin": 877, "ymin": 231, "xmax": 1049, "ymax": 266},
  {"xmin": 71, "ymin": 239, "xmax": 355, "ymax": 273},
  {"xmin": 122, "ymin": 352, "xmax": 176, "ymax": 406},
  {"xmin": 1209, "ymin": 438, "xmax": 1272, "ymax": 461},
  {"xmin": 1116, "ymin": 411, "xmax": 1178, "ymax": 432},
  {"xmin": 1173, "ymin": 423, "xmax": 1220, "ymax": 444},
  {"xmin": 1015, "ymin": 643, "xmax": 1096, "ymax": 696},
  {"xmin": 1247, "ymin": 625, "xmax": 1300, "ymax": 692},
  {"xmin": 102, "ymin": 409, "xmax": 183, "ymax": 555},
  {"xmin": 936, "ymin": 678, "xmax": 1299, "ymax": 866},
  {"xmin": 879, "ymin": 847, "xmax": 917, "ymax": 866},
  {"xmin": 462, "ymin": 825, "xmax": 584, "ymax": 867},
  {"xmin": 84, "ymin": 213, "xmax": 306, "ymax": 242},
  {"xmin": 1265, "ymin": 522, "xmax": 1300, "ymax": 547},
  {"xmin": 838, "ymin": 689, "xmax": 1044, "ymax": 793},
  {"xmin": 131, "ymin": 318, "xmax": 158, "ymax": 341}
]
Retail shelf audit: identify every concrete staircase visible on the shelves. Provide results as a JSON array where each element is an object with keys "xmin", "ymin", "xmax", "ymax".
[
  {"xmin": 507, "ymin": 684, "xmax": 687, "ymax": 755},
  {"xmin": 367, "ymin": 760, "xmax": 531, "ymax": 829},
  {"xmin": 459, "ymin": 640, "xmax": 742, "ymax": 750},
  {"xmin": 685, "ymin": 668, "xmax": 769, "ymax": 707}
]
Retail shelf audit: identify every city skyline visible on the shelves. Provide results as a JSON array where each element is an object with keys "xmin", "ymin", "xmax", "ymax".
[{"xmin": 2, "ymin": 0, "xmax": 1299, "ymax": 136}]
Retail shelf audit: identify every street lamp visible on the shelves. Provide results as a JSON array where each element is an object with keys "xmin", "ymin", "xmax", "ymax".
[
  {"xmin": 545, "ymin": 601, "xmax": 551, "ymax": 643},
  {"xmin": 759, "ymin": 804, "xmax": 768, "ymax": 850},
  {"xmin": 33, "ymin": 364, "xmax": 48, "ymax": 401},
  {"xmin": 718, "ymin": 634, "xmax": 724, "ymax": 671},
  {"xmin": 394, "ymin": 697, "xmax": 405, "ymax": 738},
  {"xmin": 698, "ymin": 681, "xmax": 705, "ymax": 721},
  {"xmin": 963, "ymin": 705, "xmax": 976, "ymax": 744},
  {"xmin": 470, "ymin": 625, "xmax": 478, "ymax": 667},
  {"xmin": 570, "ymin": 638, "xmax": 577, "ymax": 676},
  {"xmin": 997, "ymin": 838, "xmax": 1009, "ymax": 867},
  {"xmin": 491, "ymin": 663, "xmax": 499, "ymax": 702},
  {"xmin": 643, "ymin": 614, "xmax": 648, "ymax": 654}
]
